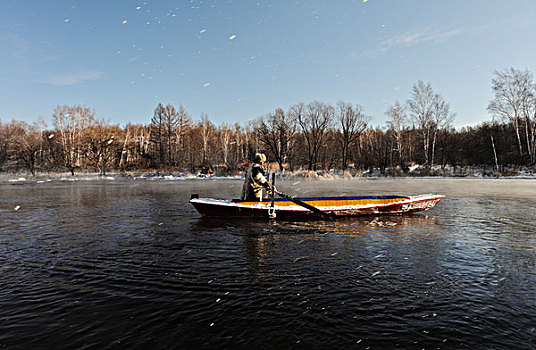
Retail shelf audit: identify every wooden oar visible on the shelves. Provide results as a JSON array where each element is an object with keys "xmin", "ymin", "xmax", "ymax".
[
  {"xmin": 275, "ymin": 190, "xmax": 333, "ymax": 221},
  {"xmin": 268, "ymin": 172, "xmax": 276, "ymax": 219}
]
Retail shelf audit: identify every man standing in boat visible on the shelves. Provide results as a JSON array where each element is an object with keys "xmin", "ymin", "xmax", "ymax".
[{"xmin": 241, "ymin": 153, "xmax": 273, "ymax": 201}]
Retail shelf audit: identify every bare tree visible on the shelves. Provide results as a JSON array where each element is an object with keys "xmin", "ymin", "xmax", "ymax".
[
  {"xmin": 185, "ymin": 124, "xmax": 202, "ymax": 173},
  {"xmin": 150, "ymin": 103, "xmax": 178, "ymax": 167},
  {"xmin": 124, "ymin": 124, "xmax": 152, "ymax": 169},
  {"xmin": 150, "ymin": 104, "xmax": 165, "ymax": 168},
  {"xmin": 291, "ymin": 101, "xmax": 334, "ymax": 170},
  {"xmin": 430, "ymin": 93, "xmax": 455, "ymax": 168},
  {"xmin": 386, "ymin": 101, "xmax": 407, "ymax": 170},
  {"xmin": 521, "ymin": 75, "xmax": 536, "ymax": 164},
  {"xmin": 84, "ymin": 118, "xmax": 116, "ymax": 175},
  {"xmin": 488, "ymin": 68, "xmax": 536, "ymax": 163},
  {"xmin": 407, "ymin": 81, "xmax": 435, "ymax": 168},
  {"xmin": 36, "ymin": 117, "xmax": 47, "ymax": 167},
  {"xmin": 253, "ymin": 108, "xmax": 297, "ymax": 172},
  {"xmin": 163, "ymin": 104, "xmax": 178, "ymax": 166},
  {"xmin": 199, "ymin": 113, "xmax": 214, "ymax": 172},
  {"xmin": 336, "ymin": 101, "xmax": 369, "ymax": 171},
  {"xmin": 360, "ymin": 128, "xmax": 390, "ymax": 174},
  {"xmin": 407, "ymin": 81, "xmax": 454, "ymax": 169},
  {"xmin": 174, "ymin": 104, "xmax": 191, "ymax": 168},
  {"xmin": 233, "ymin": 123, "xmax": 246, "ymax": 167},
  {"xmin": 0, "ymin": 120, "xmax": 10, "ymax": 167},
  {"xmin": 52, "ymin": 105, "xmax": 95, "ymax": 175},
  {"xmin": 513, "ymin": 69, "xmax": 536, "ymax": 164},
  {"xmin": 218, "ymin": 123, "xmax": 233, "ymax": 171},
  {"xmin": 9, "ymin": 121, "xmax": 42, "ymax": 175},
  {"xmin": 119, "ymin": 125, "xmax": 131, "ymax": 169}
]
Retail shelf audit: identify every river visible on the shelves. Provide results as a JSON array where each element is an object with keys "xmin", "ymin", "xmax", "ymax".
[{"xmin": 1, "ymin": 177, "xmax": 535, "ymax": 349}]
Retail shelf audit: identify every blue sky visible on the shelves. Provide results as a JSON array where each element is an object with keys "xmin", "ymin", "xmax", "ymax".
[{"xmin": 1, "ymin": 0, "xmax": 536, "ymax": 128}]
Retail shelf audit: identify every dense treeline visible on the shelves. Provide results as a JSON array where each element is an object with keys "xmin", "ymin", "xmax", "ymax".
[{"xmin": 1, "ymin": 68, "xmax": 535, "ymax": 176}]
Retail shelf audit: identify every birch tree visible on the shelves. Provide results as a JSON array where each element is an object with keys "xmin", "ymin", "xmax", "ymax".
[
  {"xmin": 487, "ymin": 68, "xmax": 536, "ymax": 163},
  {"xmin": 430, "ymin": 93, "xmax": 455, "ymax": 168},
  {"xmin": 199, "ymin": 113, "xmax": 214, "ymax": 171},
  {"xmin": 407, "ymin": 81, "xmax": 454, "ymax": 169},
  {"xmin": 407, "ymin": 81, "xmax": 435, "ymax": 168},
  {"xmin": 386, "ymin": 101, "xmax": 407, "ymax": 169},
  {"xmin": 521, "ymin": 73, "xmax": 536, "ymax": 164},
  {"xmin": 218, "ymin": 123, "xmax": 233, "ymax": 170},
  {"xmin": 52, "ymin": 105, "xmax": 95, "ymax": 175}
]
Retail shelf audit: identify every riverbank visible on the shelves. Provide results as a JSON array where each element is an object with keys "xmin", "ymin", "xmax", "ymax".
[{"xmin": 1, "ymin": 166, "xmax": 536, "ymax": 185}]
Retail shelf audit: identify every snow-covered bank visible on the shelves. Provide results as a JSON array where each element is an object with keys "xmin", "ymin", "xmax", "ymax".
[
  {"xmin": 1, "ymin": 166, "xmax": 536, "ymax": 185},
  {"xmin": 0, "ymin": 172, "xmax": 243, "ymax": 184}
]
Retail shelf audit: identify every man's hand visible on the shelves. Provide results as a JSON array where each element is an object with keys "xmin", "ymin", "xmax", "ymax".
[{"xmin": 267, "ymin": 186, "xmax": 277, "ymax": 196}]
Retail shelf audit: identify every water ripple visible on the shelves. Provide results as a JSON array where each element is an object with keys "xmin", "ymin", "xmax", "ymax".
[{"xmin": 1, "ymin": 180, "xmax": 535, "ymax": 349}]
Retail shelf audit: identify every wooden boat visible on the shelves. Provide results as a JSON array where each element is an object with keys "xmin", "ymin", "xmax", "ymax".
[{"xmin": 190, "ymin": 194, "xmax": 444, "ymax": 220}]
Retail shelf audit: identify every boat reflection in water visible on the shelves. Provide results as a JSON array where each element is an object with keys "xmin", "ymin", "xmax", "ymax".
[{"xmin": 192, "ymin": 212, "xmax": 443, "ymax": 282}]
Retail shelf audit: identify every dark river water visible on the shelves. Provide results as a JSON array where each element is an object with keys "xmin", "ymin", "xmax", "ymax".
[{"xmin": 1, "ymin": 177, "xmax": 535, "ymax": 349}]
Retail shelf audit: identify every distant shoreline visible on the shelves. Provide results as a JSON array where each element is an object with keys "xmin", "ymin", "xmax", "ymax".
[{"xmin": 1, "ymin": 169, "xmax": 535, "ymax": 185}]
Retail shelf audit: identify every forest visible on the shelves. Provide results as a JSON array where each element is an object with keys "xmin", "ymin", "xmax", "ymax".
[{"xmin": 1, "ymin": 68, "xmax": 535, "ymax": 177}]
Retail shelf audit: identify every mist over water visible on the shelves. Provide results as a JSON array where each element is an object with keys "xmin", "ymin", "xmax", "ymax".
[{"xmin": 1, "ymin": 178, "xmax": 535, "ymax": 349}]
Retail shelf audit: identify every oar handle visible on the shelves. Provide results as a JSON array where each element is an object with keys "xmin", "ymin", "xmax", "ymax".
[{"xmin": 273, "ymin": 189, "xmax": 286, "ymax": 198}]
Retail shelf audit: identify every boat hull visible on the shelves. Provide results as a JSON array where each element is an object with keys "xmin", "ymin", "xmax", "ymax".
[{"xmin": 190, "ymin": 194, "xmax": 444, "ymax": 220}]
